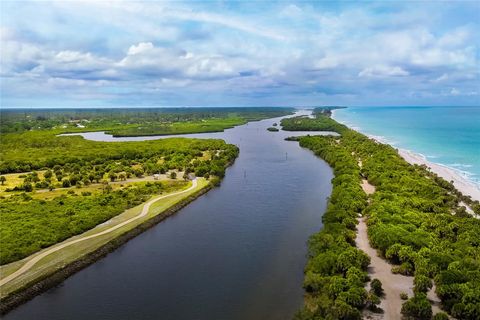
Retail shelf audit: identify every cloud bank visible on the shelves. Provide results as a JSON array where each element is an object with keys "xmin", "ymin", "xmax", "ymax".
[{"xmin": 1, "ymin": 1, "xmax": 479, "ymax": 107}]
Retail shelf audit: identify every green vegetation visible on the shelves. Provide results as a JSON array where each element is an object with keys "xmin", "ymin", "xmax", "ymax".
[
  {"xmin": 432, "ymin": 312, "xmax": 449, "ymax": 320},
  {"xmin": 267, "ymin": 127, "xmax": 279, "ymax": 132},
  {"xmin": 0, "ymin": 181, "xmax": 185, "ymax": 264},
  {"xmin": 401, "ymin": 293, "xmax": 433, "ymax": 319},
  {"xmin": 0, "ymin": 133, "xmax": 238, "ymax": 175},
  {"xmin": 0, "ymin": 136, "xmax": 238, "ymax": 265},
  {"xmin": 288, "ymin": 112, "xmax": 480, "ymax": 319},
  {"xmin": 281, "ymin": 114, "xmax": 346, "ymax": 133},
  {"xmin": 1, "ymin": 107, "xmax": 292, "ymax": 136},
  {"xmin": 370, "ymin": 278, "xmax": 383, "ymax": 296},
  {"xmin": 0, "ymin": 135, "xmax": 238, "ymax": 265},
  {"xmin": 0, "ymin": 108, "xmax": 247, "ymax": 266},
  {"xmin": 292, "ymin": 133, "xmax": 370, "ymax": 320}
]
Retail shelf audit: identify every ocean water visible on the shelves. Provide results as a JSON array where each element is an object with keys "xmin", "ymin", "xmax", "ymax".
[{"xmin": 332, "ymin": 106, "xmax": 480, "ymax": 187}]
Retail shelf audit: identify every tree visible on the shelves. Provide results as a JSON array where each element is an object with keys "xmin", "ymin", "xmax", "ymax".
[
  {"xmin": 401, "ymin": 293, "xmax": 432, "ymax": 320},
  {"xmin": 82, "ymin": 178, "xmax": 90, "ymax": 186},
  {"xmin": 366, "ymin": 292, "xmax": 381, "ymax": 311},
  {"xmin": 414, "ymin": 274, "xmax": 433, "ymax": 294},
  {"xmin": 432, "ymin": 312, "xmax": 449, "ymax": 320},
  {"xmin": 0, "ymin": 176, "xmax": 5, "ymax": 185},
  {"xmin": 62, "ymin": 179, "xmax": 71, "ymax": 188},
  {"xmin": 332, "ymin": 300, "xmax": 362, "ymax": 320},
  {"xmin": 109, "ymin": 171, "xmax": 117, "ymax": 182},
  {"xmin": 23, "ymin": 182, "xmax": 33, "ymax": 192},
  {"xmin": 44, "ymin": 170, "xmax": 53, "ymax": 179},
  {"xmin": 370, "ymin": 278, "xmax": 384, "ymax": 296},
  {"xmin": 170, "ymin": 171, "xmax": 177, "ymax": 179},
  {"xmin": 134, "ymin": 168, "xmax": 144, "ymax": 178}
]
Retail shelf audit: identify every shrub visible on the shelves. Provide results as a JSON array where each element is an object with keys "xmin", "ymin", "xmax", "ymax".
[
  {"xmin": 366, "ymin": 292, "xmax": 381, "ymax": 311},
  {"xmin": 62, "ymin": 179, "xmax": 71, "ymax": 188},
  {"xmin": 432, "ymin": 312, "xmax": 449, "ymax": 320},
  {"xmin": 401, "ymin": 293, "xmax": 432, "ymax": 320},
  {"xmin": 370, "ymin": 278, "xmax": 383, "ymax": 296},
  {"xmin": 414, "ymin": 274, "xmax": 433, "ymax": 294}
]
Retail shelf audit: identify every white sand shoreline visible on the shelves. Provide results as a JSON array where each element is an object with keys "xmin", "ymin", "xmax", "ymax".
[
  {"xmin": 331, "ymin": 110, "xmax": 480, "ymax": 202},
  {"xmin": 397, "ymin": 149, "xmax": 480, "ymax": 202}
]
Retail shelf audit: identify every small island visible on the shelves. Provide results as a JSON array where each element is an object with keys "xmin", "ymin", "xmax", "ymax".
[{"xmin": 267, "ymin": 127, "xmax": 279, "ymax": 132}]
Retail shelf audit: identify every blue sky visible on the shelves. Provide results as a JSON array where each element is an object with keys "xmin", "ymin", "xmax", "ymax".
[{"xmin": 1, "ymin": 0, "xmax": 479, "ymax": 107}]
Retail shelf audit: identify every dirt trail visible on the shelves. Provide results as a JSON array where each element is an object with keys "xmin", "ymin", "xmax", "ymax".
[
  {"xmin": 358, "ymin": 178, "xmax": 442, "ymax": 319},
  {"xmin": 361, "ymin": 179, "xmax": 376, "ymax": 195},
  {"xmin": 357, "ymin": 217, "xmax": 414, "ymax": 319}
]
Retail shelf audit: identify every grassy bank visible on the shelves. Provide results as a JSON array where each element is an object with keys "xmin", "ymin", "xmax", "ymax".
[
  {"xmin": 0, "ymin": 136, "xmax": 238, "ymax": 264},
  {"xmin": 0, "ymin": 178, "xmax": 212, "ymax": 313},
  {"xmin": 0, "ymin": 107, "xmax": 246, "ymax": 313},
  {"xmin": 286, "ymin": 112, "xmax": 480, "ymax": 320}
]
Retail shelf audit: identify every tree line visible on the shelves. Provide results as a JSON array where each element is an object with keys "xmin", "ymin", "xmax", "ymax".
[{"xmin": 286, "ymin": 114, "xmax": 480, "ymax": 319}]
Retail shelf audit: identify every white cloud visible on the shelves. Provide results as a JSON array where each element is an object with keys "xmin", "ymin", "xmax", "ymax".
[
  {"xmin": 358, "ymin": 65, "xmax": 410, "ymax": 78},
  {"xmin": 450, "ymin": 88, "xmax": 460, "ymax": 95},
  {"xmin": 1, "ymin": 1, "xmax": 478, "ymax": 106},
  {"xmin": 127, "ymin": 42, "xmax": 154, "ymax": 55},
  {"xmin": 279, "ymin": 4, "xmax": 303, "ymax": 18}
]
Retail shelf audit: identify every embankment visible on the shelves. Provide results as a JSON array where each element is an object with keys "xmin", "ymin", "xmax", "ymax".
[{"xmin": 0, "ymin": 183, "xmax": 213, "ymax": 314}]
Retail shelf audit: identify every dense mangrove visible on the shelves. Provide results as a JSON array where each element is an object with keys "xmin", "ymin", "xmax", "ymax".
[{"xmin": 286, "ymin": 110, "xmax": 480, "ymax": 320}]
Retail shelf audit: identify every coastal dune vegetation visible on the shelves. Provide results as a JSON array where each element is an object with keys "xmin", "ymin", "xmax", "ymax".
[{"xmin": 285, "ymin": 109, "xmax": 480, "ymax": 320}]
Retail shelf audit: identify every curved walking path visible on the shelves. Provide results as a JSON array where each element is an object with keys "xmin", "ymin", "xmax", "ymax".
[{"xmin": 0, "ymin": 179, "xmax": 198, "ymax": 287}]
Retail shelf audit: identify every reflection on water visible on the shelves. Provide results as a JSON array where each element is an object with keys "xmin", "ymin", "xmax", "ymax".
[{"xmin": 7, "ymin": 111, "xmax": 335, "ymax": 320}]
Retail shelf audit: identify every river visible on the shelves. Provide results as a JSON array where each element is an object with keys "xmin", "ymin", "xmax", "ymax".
[{"xmin": 5, "ymin": 111, "xmax": 335, "ymax": 320}]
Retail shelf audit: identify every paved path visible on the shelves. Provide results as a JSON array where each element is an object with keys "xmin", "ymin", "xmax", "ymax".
[{"xmin": 0, "ymin": 179, "xmax": 197, "ymax": 286}]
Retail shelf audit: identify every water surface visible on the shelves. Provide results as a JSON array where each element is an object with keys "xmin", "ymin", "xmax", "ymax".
[
  {"xmin": 6, "ymin": 111, "xmax": 335, "ymax": 320},
  {"xmin": 333, "ymin": 106, "xmax": 480, "ymax": 186}
]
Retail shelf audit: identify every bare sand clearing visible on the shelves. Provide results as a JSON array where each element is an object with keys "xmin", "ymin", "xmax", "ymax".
[
  {"xmin": 361, "ymin": 179, "xmax": 375, "ymax": 195},
  {"xmin": 358, "ymin": 178, "xmax": 442, "ymax": 319},
  {"xmin": 357, "ymin": 217, "xmax": 442, "ymax": 319},
  {"xmin": 399, "ymin": 149, "xmax": 480, "ymax": 202}
]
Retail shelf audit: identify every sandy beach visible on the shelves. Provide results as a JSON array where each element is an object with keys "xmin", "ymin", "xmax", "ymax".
[
  {"xmin": 331, "ymin": 109, "xmax": 480, "ymax": 203},
  {"xmin": 398, "ymin": 149, "xmax": 480, "ymax": 202}
]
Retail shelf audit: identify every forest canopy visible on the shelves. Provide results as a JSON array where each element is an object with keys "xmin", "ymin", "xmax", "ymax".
[{"xmin": 290, "ymin": 113, "xmax": 480, "ymax": 320}]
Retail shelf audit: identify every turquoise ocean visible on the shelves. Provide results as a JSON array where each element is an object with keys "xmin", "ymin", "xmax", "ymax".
[{"xmin": 332, "ymin": 106, "xmax": 480, "ymax": 187}]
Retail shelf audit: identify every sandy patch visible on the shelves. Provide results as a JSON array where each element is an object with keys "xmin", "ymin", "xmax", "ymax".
[
  {"xmin": 361, "ymin": 179, "xmax": 375, "ymax": 195},
  {"xmin": 356, "ymin": 217, "xmax": 442, "ymax": 319},
  {"xmin": 398, "ymin": 149, "xmax": 480, "ymax": 202}
]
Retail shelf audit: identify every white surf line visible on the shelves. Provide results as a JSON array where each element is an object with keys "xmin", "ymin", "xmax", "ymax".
[{"xmin": 0, "ymin": 179, "xmax": 198, "ymax": 286}]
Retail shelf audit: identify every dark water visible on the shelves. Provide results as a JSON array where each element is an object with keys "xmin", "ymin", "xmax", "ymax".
[{"xmin": 6, "ymin": 111, "xmax": 334, "ymax": 320}]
